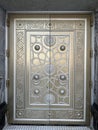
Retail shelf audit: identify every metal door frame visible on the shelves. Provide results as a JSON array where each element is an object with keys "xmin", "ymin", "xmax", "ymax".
[{"xmin": 7, "ymin": 13, "xmax": 91, "ymax": 125}]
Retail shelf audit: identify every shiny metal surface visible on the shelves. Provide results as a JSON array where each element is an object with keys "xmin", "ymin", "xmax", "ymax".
[
  {"xmin": 8, "ymin": 14, "xmax": 91, "ymax": 125},
  {"xmin": 3, "ymin": 125, "xmax": 91, "ymax": 130}
]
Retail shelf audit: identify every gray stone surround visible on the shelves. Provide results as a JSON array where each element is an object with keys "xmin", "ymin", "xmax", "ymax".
[
  {"xmin": 94, "ymin": 11, "xmax": 98, "ymax": 105},
  {"xmin": 0, "ymin": 6, "xmax": 97, "ymax": 129},
  {"xmin": 0, "ymin": 7, "xmax": 6, "ymax": 104}
]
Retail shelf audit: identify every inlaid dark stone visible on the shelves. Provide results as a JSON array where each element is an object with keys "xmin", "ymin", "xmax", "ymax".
[
  {"xmin": 60, "ymin": 89, "xmax": 65, "ymax": 94},
  {"xmin": 60, "ymin": 75, "xmax": 66, "ymax": 80},
  {"xmin": 34, "ymin": 89, "xmax": 40, "ymax": 94},
  {"xmin": 34, "ymin": 45, "xmax": 40, "ymax": 51},
  {"xmin": 33, "ymin": 74, "xmax": 40, "ymax": 80},
  {"xmin": 60, "ymin": 45, "xmax": 66, "ymax": 51}
]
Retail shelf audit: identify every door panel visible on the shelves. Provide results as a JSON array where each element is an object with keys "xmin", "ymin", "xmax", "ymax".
[
  {"xmin": 26, "ymin": 31, "xmax": 50, "ymax": 120},
  {"xmin": 8, "ymin": 14, "xmax": 91, "ymax": 125},
  {"xmin": 9, "ymin": 15, "xmax": 51, "ymax": 124},
  {"xmin": 49, "ymin": 18, "xmax": 86, "ymax": 123}
]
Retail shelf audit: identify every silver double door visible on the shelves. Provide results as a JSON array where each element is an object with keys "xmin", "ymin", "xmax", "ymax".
[{"xmin": 8, "ymin": 14, "xmax": 91, "ymax": 125}]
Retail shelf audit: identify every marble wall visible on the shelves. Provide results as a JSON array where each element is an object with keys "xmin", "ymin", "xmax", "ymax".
[
  {"xmin": 94, "ymin": 11, "xmax": 98, "ymax": 105},
  {"xmin": 0, "ymin": 8, "xmax": 6, "ymax": 104}
]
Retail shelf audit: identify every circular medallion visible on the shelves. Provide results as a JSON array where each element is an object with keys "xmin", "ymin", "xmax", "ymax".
[
  {"xmin": 33, "ymin": 74, "xmax": 40, "ymax": 80},
  {"xmin": 33, "ymin": 43, "xmax": 42, "ymax": 52},
  {"xmin": 44, "ymin": 64, "xmax": 55, "ymax": 75},
  {"xmin": 59, "ymin": 88, "xmax": 66, "ymax": 96},
  {"xmin": 78, "ymin": 113, "xmax": 81, "ymax": 116},
  {"xmin": 34, "ymin": 45, "xmax": 40, "ymax": 51},
  {"xmin": 32, "ymin": 74, "xmax": 40, "ymax": 85},
  {"xmin": 44, "ymin": 94, "xmax": 55, "ymax": 104},
  {"xmin": 59, "ymin": 74, "xmax": 68, "ymax": 85},
  {"xmin": 34, "ymin": 89, "xmax": 40, "ymax": 94},
  {"xmin": 60, "ymin": 89, "xmax": 65, "ymax": 94},
  {"xmin": 18, "ymin": 112, "xmax": 22, "ymax": 116},
  {"xmin": 60, "ymin": 75, "xmax": 66, "ymax": 80},
  {"xmin": 44, "ymin": 36, "xmax": 56, "ymax": 46},
  {"xmin": 60, "ymin": 45, "xmax": 66, "ymax": 51}
]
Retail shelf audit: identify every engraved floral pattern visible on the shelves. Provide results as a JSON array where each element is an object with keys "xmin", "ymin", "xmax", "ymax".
[{"xmin": 15, "ymin": 19, "xmax": 85, "ymax": 121}]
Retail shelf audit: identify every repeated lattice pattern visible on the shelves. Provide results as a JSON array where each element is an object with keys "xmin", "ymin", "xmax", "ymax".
[
  {"xmin": 3, "ymin": 125, "xmax": 91, "ymax": 130},
  {"xmin": 11, "ymin": 18, "xmax": 89, "ymax": 124}
]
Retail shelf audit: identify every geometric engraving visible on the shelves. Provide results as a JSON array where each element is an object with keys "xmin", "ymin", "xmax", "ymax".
[
  {"xmin": 44, "ymin": 35, "xmax": 56, "ymax": 46},
  {"xmin": 28, "ymin": 33, "xmax": 70, "ymax": 106},
  {"xmin": 14, "ymin": 18, "xmax": 87, "ymax": 123},
  {"xmin": 16, "ymin": 30, "xmax": 25, "ymax": 109},
  {"xmin": 44, "ymin": 64, "xmax": 55, "ymax": 75}
]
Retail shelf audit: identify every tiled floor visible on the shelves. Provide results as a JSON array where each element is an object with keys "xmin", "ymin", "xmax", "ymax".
[{"xmin": 3, "ymin": 125, "xmax": 92, "ymax": 130}]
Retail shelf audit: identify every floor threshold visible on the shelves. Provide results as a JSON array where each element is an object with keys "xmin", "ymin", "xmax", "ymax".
[{"xmin": 3, "ymin": 125, "xmax": 92, "ymax": 130}]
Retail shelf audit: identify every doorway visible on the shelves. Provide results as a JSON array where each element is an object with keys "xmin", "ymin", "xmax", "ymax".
[{"xmin": 8, "ymin": 14, "xmax": 91, "ymax": 125}]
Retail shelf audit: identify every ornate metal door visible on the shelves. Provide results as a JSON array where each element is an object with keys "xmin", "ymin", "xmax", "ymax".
[{"xmin": 8, "ymin": 14, "xmax": 91, "ymax": 125}]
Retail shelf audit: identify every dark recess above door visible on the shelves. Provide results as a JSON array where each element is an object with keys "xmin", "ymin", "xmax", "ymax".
[{"xmin": 0, "ymin": 0, "xmax": 98, "ymax": 11}]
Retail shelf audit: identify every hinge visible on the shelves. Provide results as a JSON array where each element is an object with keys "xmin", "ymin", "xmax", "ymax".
[
  {"xmin": 6, "ymin": 110, "xmax": 10, "ymax": 120},
  {"xmin": 6, "ymin": 79, "xmax": 10, "ymax": 87},
  {"xmin": 7, "ymin": 18, "xmax": 10, "ymax": 27},
  {"xmin": 90, "ymin": 15, "xmax": 93, "ymax": 27},
  {"xmin": 89, "ymin": 80, "xmax": 93, "ymax": 89},
  {"xmin": 6, "ymin": 49, "xmax": 9, "ymax": 57},
  {"xmin": 90, "ymin": 49, "xmax": 93, "ymax": 58}
]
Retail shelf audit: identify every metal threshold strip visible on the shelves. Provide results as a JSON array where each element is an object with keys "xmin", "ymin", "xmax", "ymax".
[{"xmin": 3, "ymin": 125, "xmax": 92, "ymax": 130}]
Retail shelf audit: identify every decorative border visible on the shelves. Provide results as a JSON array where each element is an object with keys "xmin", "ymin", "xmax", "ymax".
[{"xmin": 13, "ymin": 18, "xmax": 87, "ymax": 122}]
